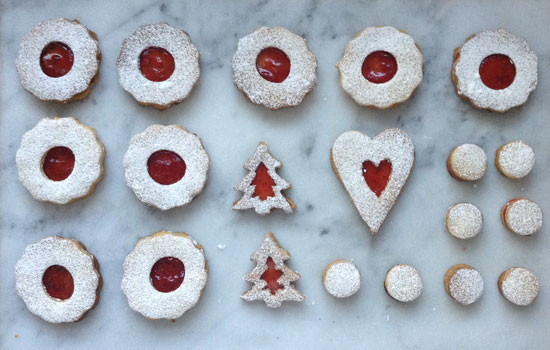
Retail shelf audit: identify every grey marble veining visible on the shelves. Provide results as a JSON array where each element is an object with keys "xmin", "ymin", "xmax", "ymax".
[{"xmin": 1, "ymin": 0, "xmax": 549, "ymax": 348}]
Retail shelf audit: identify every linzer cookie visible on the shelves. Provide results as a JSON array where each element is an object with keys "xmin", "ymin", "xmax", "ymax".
[
  {"xmin": 384, "ymin": 264, "xmax": 423, "ymax": 302},
  {"xmin": 15, "ymin": 236, "xmax": 101, "ymax": 323},
  {"xmin": 446, "ymin": 203, "xmax": 483, "ymax": 239},
  {"xmin": 444, "ymin": 264, "xmax": 484, "ymax": 305},
  {"xmin": 452, "ymin": 28, "xmax": 537, "ymax": 112},
  {"xmin": 447, "ymin": 143, "xmax": 487, "ymax": 181},
  {"xmin": 16, "ymin": 117, "xmax": 105, "ymax": 204},
  {"xmin": 322, "ymin": 260, "xmax": 361, "ymax": 298},
  {"xmin": 16, "ymin": 18, "xmax": 101, "ymax": 103},
  {"xmin": 117, "ymin": 23, "xmax": 200, "ymax": 110},
  {"xmin": 331, "ymin": 129, "xmax": 415, "ymax": 234},
  {"xmin": 337, "ymin": 26, "xmax": 423, "ymax": 109},
  {"xmin": 501, "ymin": 198, "xmax": 543, "ymax": 236},
  {"xmin": 496, "ymin": 141, "xmax": 535, "ymax": 179},
  {"xmin": 232, "ymin": 27, "xmax": 317, "ymax": 110},
  {"xmin": 498, "ymin": 267, "xmax": 539, "ymax": 306}
]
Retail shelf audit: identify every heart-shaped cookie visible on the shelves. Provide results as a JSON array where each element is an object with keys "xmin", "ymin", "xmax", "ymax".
[{"xmin": 331, "ymin": 129, "xmax": 415, "ymax": 234}]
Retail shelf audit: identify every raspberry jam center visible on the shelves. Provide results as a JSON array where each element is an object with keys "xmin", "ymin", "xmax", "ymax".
[
  {"xmin": 43, "ymin": 146, "xmax": 75, "ymax": 181},
  {"xmin": 261, "ymin": 257, "xmax": 283, "ymax": 295},
  {"xmin": 40, "ymin": 42, "xmax": 74, "ymax": 78},
  {"xmin": 362, "ymin": 159, "xmax": 392, "ymax": 197},
  {"xmin": 256, "ymin": 47, "xmax": 291, "ymax": 83},
  {"xmin": 139, "ymin": 47, "xmax": 175, "ymax": 82},
  {"xmin": 42, "ymin": 265, "xmax": 74, "ymax": 300},
  {"xmin": 252, "ymin": 162, "xmax": 276, "ymax": 200},
  {"xmin": 147, "ymin": 150, "xmax": 186, "ymax": 185},
  {"xmin": 479, "ymin": 54, "xmax": 516, "ymax": 90},
  {"xmin": 362, "ymin": 51, "xmax": 398, "ymax": 84},
  {"xmin": 150, "ymin": 257, "xmax": 185, "ymax": 293}
]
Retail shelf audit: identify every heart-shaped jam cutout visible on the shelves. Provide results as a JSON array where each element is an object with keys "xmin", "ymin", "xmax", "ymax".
[
  {"xmin": 252, "ymin": 162, "xmax": 276, "ymax": 200},
  {"xmin": 362, "ymin": 159, "xmax": 392, "ymax": 197}
]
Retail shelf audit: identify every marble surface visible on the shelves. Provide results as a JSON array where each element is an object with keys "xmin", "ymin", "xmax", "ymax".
[{"xmin": 1, "ymin": 0, "xmax": 549, "ymax": 348}]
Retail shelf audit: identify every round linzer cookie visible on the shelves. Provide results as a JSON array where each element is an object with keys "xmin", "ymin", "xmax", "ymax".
[
  {"xmin": 15, "ymin": 236, "xmax": 101, "ymax": 323},
  {"xmin": 322, "ymin": 260, "xmax": 361, "ymax": 298},
  {"xmin": 446, "ymin": 203, "xmax": 483, "ymax": 239},
  {"xmin": 452, "ymin": 28, "xmax": 537, "ymax": 113},
  {"xmin": 16, "ymin": 18, "xmax": 101, "ymax": 103},
  {"xmin": 444, "ymin": 264, "xmax": 484, "ymax": 305},
  {"xmin": 447, "ymin": 143, "xmax": 487, "ymax": 181},
  {"xmin": 121, "ymin": 231, "xmax": 208, "ymax": 320},
  {"xmin": 16, "ymin": 117, "xmax": 105, "ymax": 204},
  {"xmin": 232, "ymin": 27, "xmax": 317, "ymax": 110},
  {"xmin": 498, "ymin": 267, "xmax": 539, "ymax": 306},
  {"xmin": 117, "ymin": 23, "xmax": 200, "ymax": 110},
  {"xmin": 337, "ymin": 26, "xmax": 423, "ymax": 109},
  {"xmin": 384, "ymin": 264, "xmax": 423, "ymax": 302},
  {"xmin": 501, "ymin": 198, "xmax": 543, "ymax": 236},
  {"xmin": 496, "ymin": 140, "xmax": 535, "ymax": 179},
  {"xmin": 123, "ymin": 125, "xmax": 209, "ymax": 210}
]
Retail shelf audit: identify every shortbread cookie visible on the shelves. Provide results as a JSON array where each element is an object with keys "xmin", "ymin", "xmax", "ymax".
[
  {"xmin": 496, "ymin": 141, "xmax": 535, "ymax": 179},
  {"xmin": 331, "ymin": 129, "xmax": 415, "ymax": 234},
  {"xmin": 444, "ymin": 264, "xmax": 484, "ymax": 305},
  {"xmin": 322, "ymin": 260, "xmax": 361, "ymax": 298},
  {"xmin": 452, "ymin": 28, "xmax": 537, "ymax": 113},
  {"xmin": 117, "ymin": 23, "xmax": 200, "ymax": 110},
  {"xmin": 16, "ymin": 117, "xmax": 105, "ymax": 204},
  {"xmin": 384, "ymin": 264, "xmax": 423, "ymax": 302},
  {"xmin": 446, "ymin": 203, "xmax": 483, "ymax": 239},
  {"xmin": 233, "ymin": 142, "xmax": 295, "ymax": 215},
  {"xmin": 337, "ymin": 26, "xmax": 423, "ymax": 109},
  {"xmin": 123, "ymin": 125, "xmax": 209, "ymax": 210},
  {"xmin": 121, "ymin": 231, "xmax": 208, "ymax": 319},
  {"xmin": 232, "ymin": 27, "xmax": 317, "ymax": 110},
  {"xmin": 501, "ymin": 198, "xmax": 543, "ymax": 236},
  {"xmin": 498, "ymin": 267, "xmax": 539, "ymax": 306},
  {"xmin": 15, "ymin": 236, "xmax": 101, "ymax": 323},
  {"xmin": 242, "ymin": 232, "xmax": 305, "ymax": 308},
  {"xmin": 16, "ymin": 18, "xmax": 101, "ymax": 103},
  {"xmin": 447, "ymin": 144, "xmax": 487, "ymax": 181}
]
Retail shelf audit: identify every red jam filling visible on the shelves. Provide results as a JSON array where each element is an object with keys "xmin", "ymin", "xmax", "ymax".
[
  {"xmin": 150, "ymin": 257, "xmax": 185, "ymax": 293},
  {"xmin": 42, "ymin": 146, "xmax": 75, "ymax": 181},
  {"xmin": 362, "ymin": 51, "xmax": 398, "ymax": 84},
  {"xmin": 479, "ymin": 54, "xmax": 516, "ymax": 90},
  {"xmin": 40, "ymin": 42, "xmax": 74, "ymax": 78},
  {"xmin": 362, "ymin": 159, "xmax": 392, "ymax": 197},
  {"xmin": 252, "ymin": 162, "xmax": 276, "ymax": 200},
  {"xmin": 147, "ymin": 150, "xmax": 186, "ymax": 185},
  {"xmin": 42, "ymin": 265, "xmax": 74, "ymax": 300},
  {"xmin": 256, "ymin": 47, "xmax": 291, "ymax": 83},
  {"xmin": 261, "ymin": 257, "xmax": 283, "ymax": 295},
  {"xmin": 139, "ymin": 47, "xmax": 175, "ymax": 82}
]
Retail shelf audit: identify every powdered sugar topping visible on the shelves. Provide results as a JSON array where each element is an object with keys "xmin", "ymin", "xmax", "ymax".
[
  {"xmin": 446, "ymin": 203, "xmax": 483, "ymax": 239},
  {"xmin": 448, "ymin": 267, "xmax": 484, "ymax": 305},
  {"xmin": 323, "ymin": 260, "xmax": 361, "ymax": 298},
  {"xmin": 496, "ymin": 140, "xmax": 535, "ymax": 179},
  {"xmin": 503, "ymin": 199, "xmax": 543, "ymax": 236},
  {"xmin": 448, "ymin": 144, "xmax": 487, "ymax": 181},
  {"xmin": 385, "ymin": 264, "xmax": 423, "ymax": 302},
  {"xmin": 499, "ymin": 267, "xmax": 539, "ymax": 306}
]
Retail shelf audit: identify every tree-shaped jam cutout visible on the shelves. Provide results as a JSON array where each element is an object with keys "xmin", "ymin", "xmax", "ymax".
[
  {"xmin": 362, "ymin": 159, "xmax": 392, "ymax": 197},
  {"xmin": 252, "ymin": 163, "xmax": 276, "ymax": 200},
  {"xmin": 261, "ymin": 257, "xmax": 283, "ymax": 294}
]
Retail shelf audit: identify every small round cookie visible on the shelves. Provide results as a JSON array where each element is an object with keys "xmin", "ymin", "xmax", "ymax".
[
  {"xmin": 498, "ymin": 267, "xmax": 539, "ymax": 306},
  {"xmin": 322, "ymin": 260, "xmax": 361, "ymax": 298},
  {"xmin": 501, "ymin": 198, "xmax": 543, "ymax": 236},
  {"xmin": 447, "ymin": 144, "xmax": 487, "ymax": 181},
  {"xmin": 496, "ymin": 140, "xmax": 535, "ymax": 179},
  {"xmin": 123, "ymin": 125, "xmax": 209, "ymax": 210},
  {"xmin": 337, "ymin": 26, "xmax": 423, "ymax": 109},
  {"xmin": 232, "ymin": 27, "xmax": 317, "ymax": 110},
  {"xmin": 452, "ymin": 28, "xmax": 537, "ymax": 113},
  {"xmin": 444, "ymin": 264, "xmax": 484, "ymax": 305},
  {"xmin": 117, "ymin": 23, "xmax": 200, "ymax": 110},
  {"xmin": 16, "ymin": 18, "xmax": 101, "ymax": 103},
  {"xmin": 384, "ymin": 264, "xmax": 423, "ymax": 302},
  {"xmin": 446, "ymin": 203, "xmax": 483, "ymax": 239},
  {"xmin": 15, "ymin": 236, "xmax": 101, "ymax": 323},
  {"xmin": 16, "ymin": 117, "xmax": 105, "ymax": 204},
  {"xmin": 121, "ymin": 231, "xmax": 208, "ymax": 320}
]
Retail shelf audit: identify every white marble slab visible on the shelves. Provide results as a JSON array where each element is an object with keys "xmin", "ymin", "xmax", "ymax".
[{"xmin": 1, "ymin": 0, "xmax": 549, "ymax": 348}]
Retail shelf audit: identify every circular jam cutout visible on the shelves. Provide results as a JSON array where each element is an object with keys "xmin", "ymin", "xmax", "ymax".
[
  {"xmin": 362, "ymin": 51, "xmax": 398, "ymax": 84},
  {"xmin": 42, "ymin": 265, "xmax": 74, "ymax": 300},
  {"xmin": 150, "ymin": 257, "xmax": 185, "ymax": 293},
  {"xmin": 42, "ymin": 146, "xmax": 75, "ymax": 181},
  {"xmin": 479, "ymin": 54, "xmax": 516, "ymax": 90},
  {"xmin": 147, "ymin": 150, "xmax": 186, "ymax": 185},
  {"xmin": 256, "ymin": 47, "xmax": 291, "ymax": 83},
  {"xmin": 139, "ymin": 47, "xmax": 176, "ymax": 82},
  {"xmin": 40, "ymin": 42, "xmax": 74, "ymax": 78}
]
